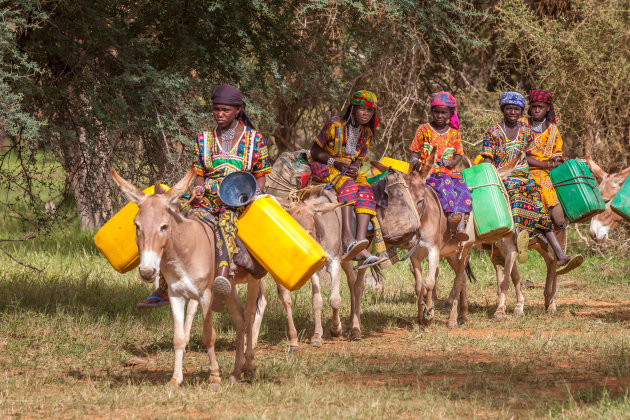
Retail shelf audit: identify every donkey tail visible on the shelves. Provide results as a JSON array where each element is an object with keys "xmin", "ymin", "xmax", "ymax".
[{"xmin": 465, "ymin": 262, "xmax": 477, "ymax": 283}]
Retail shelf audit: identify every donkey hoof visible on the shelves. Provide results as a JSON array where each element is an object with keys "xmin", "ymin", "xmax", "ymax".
[
  {"xmin": 310, "ymin": 338, "xmax": 322, "ymax": 348},
  {"xmin": 457, "ymin": 319, "xmax": 466, "ymax": 326},
  {"xmin": 228, "ymin": 374, "xmax": 239, "ymax": 385},
  {"xmin": 168, "ymin": 377, "xmax": 181, "ymax": 387},
  {"xmin": 513, "ymin": 309, "xmax": 524, "ymax": 317},
  {"xmin": 330, "ymin": 326, "xmax": 343, "ymax": 337},
  {"xmin": 209, "ymin": 382, "xmax": 221, "ymax": 391},
  {"xmin": 447, "ymin": 321, "xmax": 458, "ymax": 329},
  {"xmin": 349, "ymin": 330, "xmax": 361, "ymax": 341},
  {"xmin": 289, "ymin": 346, "xmax": 298, "ymax": 354},
  {"xmin": 547, "ymin": 309, "xmax": 556, "ymax": 315}
]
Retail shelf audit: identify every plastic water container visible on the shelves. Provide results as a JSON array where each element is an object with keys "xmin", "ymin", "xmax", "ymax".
[
  {"xmin": 237, "ymin": 195, "xmax": 327, "ymax": 291},
  {"xmin": 94, "ymin": 184, "xmax": 170, "ymax": 273},
  {"xmin": 550, "ymin": 159, "xmax": 605, "ymax": 222},
  {"xmin": 461, "ymin": 163, "xmax": 513, "ymax": 240},
  {"xmin": 611, "ymin": 177, "xmax": 630, "ymax": 221},
  {"xmin": 372, "ymin": 157, "xmax": 412, "ymax": 175}
]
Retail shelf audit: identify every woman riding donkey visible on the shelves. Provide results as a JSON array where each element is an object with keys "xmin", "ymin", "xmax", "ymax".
[
  {"xmin": 408, "ymin": 91, "xmax": 472, "ymax": 241},
  {"xmin": 309, "ymin": 90, "xmax": 385, "ymax": 269},
  {"xmin": 481, "ymin": 92, "xmax": 578, "ymax": 270},
  {"xmin": 137, "ymin": 84, "xmax": 272, "ymax": 310}
]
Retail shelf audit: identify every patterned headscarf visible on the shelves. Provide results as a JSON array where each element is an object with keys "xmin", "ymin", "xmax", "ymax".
[
  {"xmin": 350, "ymin": 90, "xmax": 379, "ymax": 128},
  {"xmin": 499, "ymin": 91, "xmax": 526, "ymax": 110},
  {"xmin": 211, "ymin": 84, "xmax": 255, "ymax": 129},
  {"xmin": 528, "ymin": 89, "xmax": 556, "ymax": 123},
  {"xmin": 430, "ymin": 91, "xmax": 459, "ymax": 130}
]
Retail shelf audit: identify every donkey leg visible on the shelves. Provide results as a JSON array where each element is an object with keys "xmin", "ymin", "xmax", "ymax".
[
  {"xmin": 345, "ymin": 262, "xmax": 365, "ymax": 341},
  {"xmin": 310, "ymin": 273, "xmax": 324, "ymax": 347},
  {"xmin": 276, "ymin": 283, "xmax": 298, "ymax": 352},
  {"xmin": 243, "ymin": 278, "xmax": 261, "ymax": 378},
  {"xmin": 251, "ymin": 281, "xmax": 267, "ymax": 349},
  {"xmin": 445, "ymin": 255, "xmax": 462, "ymax": 328},
  {"xmin": 540, "ymin": 249, "xmax": 558, "ymax": 314},
  {"xmin": 329, "ymin": 259, "xmax": 343, "ymax": 337},
  {"xmin": 184, "ymin": 299, "xmax": 199, "ymax": 346},
  {"xmin": 168, "ymin": 295, "xmax": 187, "ymax": 386},
  {"xmin": 410, "ymin": 256, "xmax": 425, "ymax": 326},
  {"xmin": 422, "ymin": 249, "xmax": 440, "ymax": 327},
  {"xmin": 199, "ymin": 291, "xmax": 220, "ymax": 387},
  {"xmin": 494, "ymin": 244, "xmax": 517, "ymax": 321},
  {"xmin": 226, "ymin": 288, "xmax": 245, "ymax": 384},
  {"xmin": 511, "ymin": 265, "xmax": 525, "ymax": 316}
]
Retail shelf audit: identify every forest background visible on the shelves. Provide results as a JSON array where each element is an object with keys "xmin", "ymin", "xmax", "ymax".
[{"xmin": 1, "ymin": 0, "xmax": 628, "ymax": 231}]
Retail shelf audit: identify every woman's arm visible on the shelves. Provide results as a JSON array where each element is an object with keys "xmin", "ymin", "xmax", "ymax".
[
  {"xmin": 526, "ymin": 155, "xmax": 558, "ymax": 170},
  {"xmin": 444, "ymin": 154, "xmax": 462, "ymax": 169},
  {"xmin": 310, "ymin": 143, "xmax": 348, "ymax": 172}
]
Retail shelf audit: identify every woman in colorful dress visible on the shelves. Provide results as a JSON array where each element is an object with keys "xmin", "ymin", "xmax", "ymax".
[
  {"xmin": 525, "ymin": 89, "xmax": 568, "ymax": 229},
  {"xmin": 409, "ymin": 91, "xmax": 472, "ymax": 241},
  {"xmin": 481, "ymin": 92, "xmax": 575, "ymax": 267},
  {"xmin": 137, "ymin": 84, "xmax": 272, "ymax": 311},
  {"xmin": 309, "ymin": 90, "xmax": 385, "ymax": 269}
]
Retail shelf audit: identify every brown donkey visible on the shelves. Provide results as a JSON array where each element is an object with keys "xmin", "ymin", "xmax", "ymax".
[
  {"xmin": 111, "ymin": 169, "xmax": 262, "ymax": 386},
  {"xmin": 259, "ymin": 189, "xmax": 368, "ymax": 346},
  {"xmin": 587, "ymin": 158, "xmax": 630, "ymax": 243}
]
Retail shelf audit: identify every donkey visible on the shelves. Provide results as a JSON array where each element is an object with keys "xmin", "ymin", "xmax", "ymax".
[
  {"xmin": 111, "ymin": 169, "xmax": 262, "ymax": 386},
  {"xmin": 587, "ymin": 158, "xmax": 630, "ymax": 243},
  {"xmin": 258, "ymin": 189, "xmax": 368, "ymax": 346}
]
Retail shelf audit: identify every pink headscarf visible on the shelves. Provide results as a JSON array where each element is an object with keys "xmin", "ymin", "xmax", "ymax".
[{"xmin": 430, "ymin": 91, "xmax": 459, "ymax": 130}]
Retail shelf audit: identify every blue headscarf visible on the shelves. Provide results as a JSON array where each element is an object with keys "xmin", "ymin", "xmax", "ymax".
[{"xmin": 499, "ymin": 91, "xmax": 526, "ymax": 110}]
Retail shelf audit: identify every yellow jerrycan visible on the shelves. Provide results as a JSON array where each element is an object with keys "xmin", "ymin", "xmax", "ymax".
[
  {"xmin": 237, "ymin": 195, "xmax": 327, "ymax": 291},
  {"xmin": 94, "ymin": 184, "xmax": 169, "ymax": 273}
]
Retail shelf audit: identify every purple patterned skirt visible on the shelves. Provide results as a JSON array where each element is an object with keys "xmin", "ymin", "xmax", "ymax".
[{"xmin": 427, "ymin": 172, "xmax": 473, "ymax": 214}]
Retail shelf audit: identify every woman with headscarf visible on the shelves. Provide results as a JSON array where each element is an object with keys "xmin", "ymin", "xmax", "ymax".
[
  {"xmin": 137, "ymin": 84, "xmax": 272, "ymax": 311},
  {"xmin": 309, "ymin": 90, "xmax": 385, "ymax": 269},
  {"xmin": 525, "ymin": 89, "xmax": 568, "ymax": 229},
  {"xmin": 408, "ymin": 91, "xmax": 472, "ymax": 241},
  {"xmin": 481, "ymin": 92, "xmax": 578, "ymax": 270}
]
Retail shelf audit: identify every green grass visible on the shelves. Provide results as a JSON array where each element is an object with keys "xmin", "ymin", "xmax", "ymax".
[{"xmin": 1, "ymin": 224, "xmax": 629, "ymax": 418}]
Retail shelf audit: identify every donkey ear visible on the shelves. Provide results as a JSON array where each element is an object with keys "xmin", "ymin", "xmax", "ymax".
[
  {"xmin": 496, "ymin": 152, "xmax": 522, "ymax": 180},
  {"xmin": 585, "ymin": 157, "xmax": 607, "ymax": 181},
  {"xmin": 419, "ymin": 148, "xmax": 437, "ymax": 180},
  {"xmin": 164, "ymin": 169, "xmax": 196, "ymax": 205},
  {"xmin": 111, "ymin": 169, "xmax": 146, "ymax": 204},
  {"xmin": 370, "ymin": 160, "xmax": 389, "ymax": 174},
  {"xmin": 614, "ymin": 166, "xmax": 630, "ymax": 184}
]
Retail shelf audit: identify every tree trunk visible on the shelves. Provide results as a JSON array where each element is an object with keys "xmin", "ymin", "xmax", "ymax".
[{"xmin": 57, "ymin": 125, "xmax": 113, "ymax": 230}]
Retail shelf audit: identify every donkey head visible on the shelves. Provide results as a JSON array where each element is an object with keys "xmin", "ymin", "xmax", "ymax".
[
  {"xmin": 111, "ymin": 168, "xmax": 196, "ymax": 282},
  {"xmin": 586, "ymin": 158, "xmax": 630, "ymax": 243}
]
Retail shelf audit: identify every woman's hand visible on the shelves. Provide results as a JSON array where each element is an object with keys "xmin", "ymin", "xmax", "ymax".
[
  {"xmin": 410, "ymin": 157, "xmax": 421, "ymax": 171},
  {"xmin": 346, "ymin": 163, "xmax": 360, "ymax": 179},
  {"xmin": 191, "ymin": 185, "xmax": 205, "ymax": 205}
]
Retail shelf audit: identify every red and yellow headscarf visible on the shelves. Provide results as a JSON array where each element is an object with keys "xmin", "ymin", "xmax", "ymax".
[{"xmin": 350, "ymin": 90, "xmax": 379, "ymax": 128}]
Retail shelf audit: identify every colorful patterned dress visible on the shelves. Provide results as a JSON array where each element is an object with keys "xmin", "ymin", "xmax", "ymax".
[
  {"xmin": 528, "ymin": 123, "xmax": 563, "ymax": 209},
  {"xmin": 481, "ymin": 120, "xmax": 553, "ymax": 236},
  {"xmin": 308, "ymin": 116, "xmax": 376, "ymax": 215},
  {"xmin": 185, "ymin": 126, "xmax": 271, "ymax": 272},
  {"xmin": 409, "ymin": 123, "xmax": 473, "ymax": 214}
]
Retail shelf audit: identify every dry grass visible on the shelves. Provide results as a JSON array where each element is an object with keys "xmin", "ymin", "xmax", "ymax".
[{"xmin": 0, "ymin": 224, "xmax": 629, "ymax": 418}]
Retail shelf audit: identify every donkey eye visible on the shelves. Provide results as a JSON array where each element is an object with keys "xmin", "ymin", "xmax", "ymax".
[{"xmin": 160, "ymin": 224, "xmax": 168, "ymax": 232}]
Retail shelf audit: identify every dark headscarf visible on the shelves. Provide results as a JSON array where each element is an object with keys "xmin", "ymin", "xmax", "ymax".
[
  {"xmin": 211, "ymin": 84, "xmax": 256, "ymax": 129},
  {"xmin": 527, "ymin": 89, "xmax": 556, "ymax": 123}
]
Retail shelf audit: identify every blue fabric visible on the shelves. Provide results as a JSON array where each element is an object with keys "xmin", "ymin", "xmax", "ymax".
[{"xmin": 500, "ymin": 91, "xmax": 526, "ymax": 110}]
